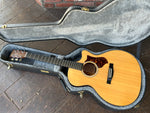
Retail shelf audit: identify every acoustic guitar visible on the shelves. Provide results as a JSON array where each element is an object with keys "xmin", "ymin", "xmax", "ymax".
[{"xmin": 9, "ymin": 49, "xmax": 141, "ymax": 107}]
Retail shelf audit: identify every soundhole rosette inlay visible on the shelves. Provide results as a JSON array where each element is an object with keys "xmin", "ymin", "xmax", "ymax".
[{"xmin": 82, "ymin": 61, "xmax": 98, "ymax": 77}]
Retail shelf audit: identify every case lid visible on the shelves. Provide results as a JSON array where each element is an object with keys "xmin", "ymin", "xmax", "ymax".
[{"xmin": 0, "ymin": 0, "xmax": 150, "ymax": 47}]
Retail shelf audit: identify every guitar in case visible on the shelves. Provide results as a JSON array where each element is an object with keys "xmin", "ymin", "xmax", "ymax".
[{"xmin": 0, "ymin": 44, "xmax": 145, "ymax": 110}]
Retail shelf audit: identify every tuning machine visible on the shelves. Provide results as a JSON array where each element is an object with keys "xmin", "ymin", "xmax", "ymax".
[
  {"xmin": 10, "ymin": 58, "xmax": 14, "ymax": 61},
  {"xmin": 10, "ymin": 58, "xmax": 22, "ymax": 62},
  {"xmin": 15, "ymin": 58, "xmax": 19, "ymax": 61}
]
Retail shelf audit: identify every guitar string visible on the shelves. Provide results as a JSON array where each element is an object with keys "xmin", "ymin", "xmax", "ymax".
[{"xmin": 26, "ymin": 52, "xmax": 83, "ymax": 70}]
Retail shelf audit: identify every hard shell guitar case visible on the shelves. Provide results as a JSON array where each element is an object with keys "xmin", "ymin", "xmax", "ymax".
[{"xmin": 0, "ymin": 0, "xmax": 148, "ymax": 110}]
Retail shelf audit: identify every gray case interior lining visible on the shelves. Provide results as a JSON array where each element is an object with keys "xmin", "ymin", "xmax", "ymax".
[
  {"xmin": 0, "ymin": 0, "xmax": 150, "ymax": 47},
  {"xmin": 0, "ymin": 44, "xmax": 146, "ymax": 110}
]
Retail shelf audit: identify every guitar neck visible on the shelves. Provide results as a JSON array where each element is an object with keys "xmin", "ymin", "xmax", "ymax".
[{"xmin": 26, "ymin": 52, "xmax": 83, "ymax": 70}]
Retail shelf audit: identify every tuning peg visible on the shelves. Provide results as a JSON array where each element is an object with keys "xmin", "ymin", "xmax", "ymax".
[
  {"xmin": 11, "ymin": 58, "xmax": 14, "ymax": 61},
  {"xmin": 15, "ymin": 58, "xmax": 18, "ymax": 61}
]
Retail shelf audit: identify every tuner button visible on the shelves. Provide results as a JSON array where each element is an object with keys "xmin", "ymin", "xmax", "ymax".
[
  {"xmin": 15, "ymin": 58, "xmax": 18, "ymax": 61},
  {"xmin": 11, "ymin": 58, "xmax": 14, "ymax": 61}
]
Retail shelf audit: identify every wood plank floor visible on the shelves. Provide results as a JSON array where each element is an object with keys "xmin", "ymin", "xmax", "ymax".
[{"xmin": 0, "ymin": 0, "xmax": 150, "ymax": 113}]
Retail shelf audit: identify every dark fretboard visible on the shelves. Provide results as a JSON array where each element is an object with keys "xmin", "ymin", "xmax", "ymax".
[{"xmin": 26, "ymin": 52, "xmax": 83, "ymax": 70}]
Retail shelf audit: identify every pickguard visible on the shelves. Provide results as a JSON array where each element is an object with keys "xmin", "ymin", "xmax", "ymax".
[{"xmin": 85, "ymin": 55, "xmax": 108, "ymax": 68}]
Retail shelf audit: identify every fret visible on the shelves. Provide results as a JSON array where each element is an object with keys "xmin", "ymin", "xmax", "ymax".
[
  {"xmin": 42, "ymin": 56, "xmax": 45, "ymax": 61},
  {"xmin": 43, "ymin": 56, "xmax": 47, "ymax": 62},
  {"xmin": 57, "ymin": 59, "xmax": 60, "ymax": 65},
  {"xmin": 33, "ymin": 54, "xmax": 36, "ymax": 59},
  {"xmin": 57, "ymin": 58, "xmax": 59, "ymax": 65},
  {"xmin": 45, "ymin": 56, "xmax": 49, "ymax": 62},
  {"xmin": 43, "ymin": 56, "xmax": 46, "ymax": 62},
  {"xmin": 59, "ymin": 59, "xmax": 63, "ymax": 66},
  {"xmin": 74, "ymin": 63, "xmax": 79, "ymax": 70},
  {"xmin": 38, "ymin": 55, "xmax": 41, "ymax": 61},
  {"xmin": 74, "ymin": 62, "xmax": 78, "ymax": 70},
  {"xmin": 47, "ymin": 57, "xmax": 51, "ymax": 63},
  {"xmin": 69, "ymin": 61, "xmax": 73, "ymax": 68},
  {"xmin": 71, "ymin": 62, "xmax": 75, "ymax": 69},
  {"xmin": 54, "ymin": 58, "xmax": 57, "ymax": 65},
  {"xmin": 36, "ymin": 55, "xmax": 40, "ymax": 60},
  {"xmin": 56, "ymin": 59, "xmax": 61, "ymax": 65},
  {"xmin": 28, "ymin": 52, "xmax": 33, "ymax": 58},
  {"xmin": 41, "ymin": 55, "xmax": 44, "ymax": 62},
  {"xmin": 26, "ymin": 52, "xmax": 31, "ymax": 58},
  {"xmin": 50, "ymin": 57, "xmax": 54, "ymax": 64},
  {"xmin": 30, "ymin": 53, "xmax": 34, "ymax": 59},
  {"xmin": 78, "ymin": 63, "xmax": 83, "ymax": 70},
  {"xmin": 60, "ymin": 59, "xmax": 64, "ymax": 66},
  {"xmin": 46, "ymin": 56, "xmax": 50, "ymax": 63},
  {"xmin": 40, "ymin": 55, "xmax": 43, "ymax": 61},
  {"xmin": 63, "ymin": 60, "xmax": 68, "ymax": 67},
  {"xmin": 66, "ymin": 60, "xmax": 70, "ymax": 67},
  {"xmin": 47, "ymin": 56, "xmax": 51, "ymax": 63}
]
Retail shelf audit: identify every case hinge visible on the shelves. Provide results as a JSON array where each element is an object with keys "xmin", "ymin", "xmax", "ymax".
[
  {"xmin": 1, "ymin": 24, "xmax": 7, "ymax": 29},
  {"xmin": 81, "ymin": 7, "xmax": 89, "ymax": 12}
]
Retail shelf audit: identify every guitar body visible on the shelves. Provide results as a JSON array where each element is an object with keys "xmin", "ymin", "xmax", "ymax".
[{"xmin": 68, "ymin": 50, "xmax": 141, "ymax": 107}]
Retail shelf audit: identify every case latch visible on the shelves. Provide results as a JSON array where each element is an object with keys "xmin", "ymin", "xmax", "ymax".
[
  {"xmin": 78, "ymin": 91, "xmax": 84, "ymax": 99},
  {"xmin": 7, "ymin": 63, "xmax": 13, "ymax": 70},
  {"xmin": 81, "ymin": 7, "xmax": 89, "ymax": 12},
  {"xmin": 40, "ymin": 70, "xmax": 49, "ymax": 73}
]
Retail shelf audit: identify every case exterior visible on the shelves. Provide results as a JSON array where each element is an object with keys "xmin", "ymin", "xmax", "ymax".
[
  {"xmin": 0, "ymin": 0, "xmax": 150, "ymax": 47},
  {"xmin": 0, "ymin": 44, "xmax": 146, "ymax": 110}
]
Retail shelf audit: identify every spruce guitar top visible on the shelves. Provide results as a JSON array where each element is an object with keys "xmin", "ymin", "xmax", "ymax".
[{"xmin": 9, "ymin": 49, "xmax": 141, "ymax": 107}]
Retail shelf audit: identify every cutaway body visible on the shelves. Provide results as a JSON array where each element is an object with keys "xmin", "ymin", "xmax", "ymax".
[{"xmin": 68, "ymin": 50, "xmax": 141, "ymax": 106}]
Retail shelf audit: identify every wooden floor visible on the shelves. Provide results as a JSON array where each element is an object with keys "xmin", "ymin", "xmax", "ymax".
[{"xmin": 0, "ymin": 0, "xmax": 150, "ymax": 113}]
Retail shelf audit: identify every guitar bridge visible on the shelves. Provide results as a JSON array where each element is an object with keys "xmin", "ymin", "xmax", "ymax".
[{"xmin": 107, "ymin": 63, "xmax": 114, "ymax": 84}]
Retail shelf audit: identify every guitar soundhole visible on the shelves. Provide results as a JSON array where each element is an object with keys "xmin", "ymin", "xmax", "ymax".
[{"xmin": 82, "ymin": 62, "xmax": 98, "ymax": 76}]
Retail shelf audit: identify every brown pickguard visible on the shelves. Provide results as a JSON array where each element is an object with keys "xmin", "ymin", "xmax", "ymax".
[{"xmin": 85, "ymin": 55, "xmax": 108, "ymax": 68}]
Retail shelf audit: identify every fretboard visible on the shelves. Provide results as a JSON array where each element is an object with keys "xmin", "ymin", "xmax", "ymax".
[{"xmin": 26, "ymin": 52, "xmax": 83, "ymax": 70}]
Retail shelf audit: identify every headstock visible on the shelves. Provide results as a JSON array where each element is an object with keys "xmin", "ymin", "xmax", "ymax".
[{"xmin": 10, "ymin": 50, "xmax": 27, "ymax": 61}]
